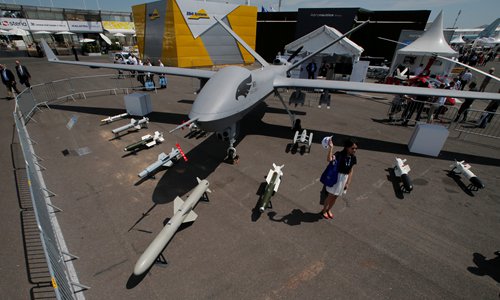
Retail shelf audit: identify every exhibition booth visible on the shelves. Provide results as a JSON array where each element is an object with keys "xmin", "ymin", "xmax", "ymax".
[
  {"xmin": 284, "ymin": 25, "xmax": 364, "ymax": 80},
  {"xmin": 132, "ymin": 0, "xmax": 257, "ymax": 67},
  {"xmin": 388, "ymin": 12, "xmax": 457, "ymax": 78}
]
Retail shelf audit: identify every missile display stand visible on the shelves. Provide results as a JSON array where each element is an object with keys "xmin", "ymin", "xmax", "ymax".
[{"xmin": 293, "ymin": 129, "xmax": 313, "ymax": 153}]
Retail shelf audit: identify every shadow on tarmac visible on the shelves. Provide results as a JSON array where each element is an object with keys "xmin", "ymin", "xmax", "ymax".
[
  {"xmin": 386, "ymin": 168, "xmax": 405, "ymax": 199},
  {"xmin": 48, "ymin": 102, "xmax": 500, "ymax": 169},
  {"xmin": 467, "ymin": 251, "xmax": 500, "ymax": 283},
  {"xmin": 267, "ymin": 210, "xmax": 322, "ymax": 226},
  {"xmin": 445, "ymin": 170, "xmax": 475, "ymax": 197}
]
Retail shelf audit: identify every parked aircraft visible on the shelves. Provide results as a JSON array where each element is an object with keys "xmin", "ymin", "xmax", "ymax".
[{"xmin": 41, "ymin": 18, "xmax": 500, "ymax": 162}]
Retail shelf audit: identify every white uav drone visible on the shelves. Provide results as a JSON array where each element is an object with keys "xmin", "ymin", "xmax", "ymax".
[{"xmin": 41, "ymin": 17, "xmax": 500, "ymax": 162}]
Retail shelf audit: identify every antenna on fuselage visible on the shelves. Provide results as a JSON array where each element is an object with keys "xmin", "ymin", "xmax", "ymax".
[
  {"xmin": 287, "ymin": 46, "xmax": 303, "ymax": 63},
  {"xmin": 213, "ymin": 16, "xmax": 269, "ymax": 67},
  {"xmin": 287, "ymin": 20, "xmax": 370, "ymax": 72}
]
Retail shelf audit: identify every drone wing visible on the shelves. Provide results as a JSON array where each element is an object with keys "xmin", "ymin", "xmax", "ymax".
[
  {"xmin": 40, "ymin": 39, "xmax": 215, "ymax": 80},
  {"xmin": 273, "ymin": 76, "xmax": 500, "ymax": 101}
]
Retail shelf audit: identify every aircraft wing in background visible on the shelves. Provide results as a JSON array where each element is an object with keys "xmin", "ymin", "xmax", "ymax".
[
  {"xmin": 40, "ymin": 39, "xmax": 215, "ymax": 80},
  {"xmin": 273, "ymin": 76, "xmax": 500, "ymax": 101}
]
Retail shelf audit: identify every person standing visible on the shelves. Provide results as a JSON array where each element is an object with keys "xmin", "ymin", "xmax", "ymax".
[
  {"xmin": 71, "ymin": 45, "xmax": 79, "ymax": 61},
  {"xmin": 401, "ymin": 80, "xmax": 430, "ymax": 126},
  {"xmin": 454, "ymin": 82, "xmax": 478, "ymax": 122},
  {"xmin": 459, "ymin": 68, "xmax": 473, "ymax": 90},
  {"xmin": 479, "ymin": 67, "xmax": 495, "ymax": 92},
  {"xmin": 158, "ymin": 59, "xmax": 167, "ymax": 88},
  {"xmin": 306, "ymin": 61, "xmax": 317, "ymax": 79},
  {"xmin": 35, "ymin": 42, "xmax": 43, "ymax": 57},
  {"xmin": 0, "ymin": 64, "xmax": 20, "ymax": 99},
  {"xmin": 477, "ymin": 91, "xmax": 500, "ymax": 128},
  {"xmin": 15, "ymin": 60, "xmax": 31, "ymax": 88},
  {"xmin": 321, "ymin": 138, "xmax": 357, "ymax": 219}
]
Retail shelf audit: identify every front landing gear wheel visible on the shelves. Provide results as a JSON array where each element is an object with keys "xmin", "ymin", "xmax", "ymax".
[{"xmin": 225, "ymin": 147, "xmax": 239, "ymax": 164}]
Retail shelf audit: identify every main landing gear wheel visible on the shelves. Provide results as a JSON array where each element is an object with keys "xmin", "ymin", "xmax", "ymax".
[{"xmin": 225, "ymin": 147, "xmax": 239, "ymax": 164}]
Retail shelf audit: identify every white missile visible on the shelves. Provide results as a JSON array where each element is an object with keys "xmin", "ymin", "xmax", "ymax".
[
  {"xmin": 450, "ymin": 160, "xmax": 485, "ymax": 190},
  {"xmin": 138, "ymin": 144, "xmax": 188, "ymax": 179},
  {"xmin": 111, "ymin": 117, "xmax": 149, "ymax": 136},
  {"xmin": 257, "ymin": 163, "xmax": 284, "ymax": 212},
  {"xmin": 394, "ymin": 157, "xmax": 413, "ymax": 192},
  {"xmin": 100, "ymin": 113, "xmax": 128, "ymax": 124},
  {"xmin": 133, "ymin": 178, "xmax": 211, "ymax": 275}
]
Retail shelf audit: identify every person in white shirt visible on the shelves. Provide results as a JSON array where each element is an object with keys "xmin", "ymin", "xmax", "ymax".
[{"xmin": 460, "ymin": 68, "xmax": 473, "ymax": 90}]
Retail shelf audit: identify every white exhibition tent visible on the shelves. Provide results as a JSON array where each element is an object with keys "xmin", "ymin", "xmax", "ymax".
[
  {"xmin": 473, "ymin": 32, "xmax": 500, "ymax": 47},
  {"xmin": 389, "ymin": 12, "xmax": 458, "ymax": 77},
  {"xmin": 284, "ymin": 25, "xmax": 364, "ymax": 62}
]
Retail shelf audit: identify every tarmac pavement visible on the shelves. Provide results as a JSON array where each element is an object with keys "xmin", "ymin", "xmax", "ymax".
[{"xmin": 1, "ymin": 55, "xmax": 499, "ymax": 299}]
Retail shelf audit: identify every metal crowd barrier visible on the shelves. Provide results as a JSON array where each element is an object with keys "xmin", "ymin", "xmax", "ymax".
[
  {"xmin": 449, "ymin": 108, "xmax": 500, "ymax": 139},
  {"xmin": 12, "ymin": 72, "xmax": 157, "ymax": 298},
  {"xmin": 10, "ymin": 73, "xmax": 141, "ymax": 299},
  {"xmin": 386, "ymin": 97, "xmax": 458, "ymax": 125},
  {"xmin": 386, "ymin": 96, "xmax": 500, "ymax": 139},
  {"xmin": 14, "ymin": 102, "xmax": 88, "ymax": 299},
  {"xmin": 27, "ymin": 73, "xmax": 156, "ymax": 111}
]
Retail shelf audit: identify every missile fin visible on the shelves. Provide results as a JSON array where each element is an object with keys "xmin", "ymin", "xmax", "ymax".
[
  {"xmin": 158, "ymin": 152, "xmax": 168, "ymax": 161},
  {"xmin": 183, "ymin": 210, "xmax": 198, "ymax": 223},
  {"xmin": 173, "ymin": 196, "xmax": 184, "ymax": 212},
  {"xmin": 274, "ymin": 177, "xmax": 281, "ymax": 192},
  {"xmin": 265, "ymin": 169, "xmax": 273, "ymax": 183}
]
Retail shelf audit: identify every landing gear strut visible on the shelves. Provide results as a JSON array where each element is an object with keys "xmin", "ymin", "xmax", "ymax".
[
  {"xmin": 217, "ymin": 123, "xmax": 239, "ymax": 164},
  {"xmin": 225, "ymin": 143, "xmax": 239, "ymax": 164},
  {"xmin": 275, "ymin": 89, "xmax": 300, "ymax": 129}
]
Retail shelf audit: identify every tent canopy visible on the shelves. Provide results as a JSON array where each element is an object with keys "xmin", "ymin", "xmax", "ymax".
[
  {"xmin": 397, "ymin": 12, "xmax": 457, "ymax": 56},
  {"xmin": 284, "ymin": 25, "xmax": 364, "ymax": 60}
]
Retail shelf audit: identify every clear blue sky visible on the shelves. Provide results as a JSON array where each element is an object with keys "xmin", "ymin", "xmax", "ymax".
[{"xmin": 10, "ymin": 0, "xmax": 500, "ymax": 29}]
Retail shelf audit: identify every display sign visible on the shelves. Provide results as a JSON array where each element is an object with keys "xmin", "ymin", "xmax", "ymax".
[
  {"xmin": 27, "ymin": 19, "xmax": 69, "ymax": 32},
  {"xmin": 67, "ymin": 21, "xmax": 103, "ymax": 32},
  {"xmin": 102, "ymin": 21, "xmax": 135, "ymax": 34},
  {"xmin": 295, "ymin": 8, "xmax": 358, "ymax": 39},
  {"xmin": 176, "ymin": 0, "xmax": 239, "ymax": 38},
  {"xmin": 0, "ymin": 17, "xmax": 30, "ymax": 30}
]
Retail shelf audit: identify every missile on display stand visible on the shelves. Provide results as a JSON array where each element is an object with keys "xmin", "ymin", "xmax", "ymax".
[
  {"xmin": 138, "ymin": 144, "xmax": 188, "ymax": 179},
  {"xmin": 133, "ymin": 178, "xmax": 211, "ymax": 275},
  {"xmin": 257, "ymin": 163, "xmax": 284, "ymax": 213}
]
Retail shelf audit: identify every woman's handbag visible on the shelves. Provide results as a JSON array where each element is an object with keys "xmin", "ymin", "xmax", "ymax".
[{"xmin": 320, "ymin": 160, "xmax": 338, "ymax": 187}]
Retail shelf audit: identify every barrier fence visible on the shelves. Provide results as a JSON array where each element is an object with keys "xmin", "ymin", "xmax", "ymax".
[
  {"xmin": 12, "ymin": 72, "xmax": 162, "ymax": 298},
  {"xmin": 14, "ymin": 105, "xmax": 88, "ymax": 300},
  {"xmin": 386, "ymin": 96, "xmax": 500, "ymax": 139}
]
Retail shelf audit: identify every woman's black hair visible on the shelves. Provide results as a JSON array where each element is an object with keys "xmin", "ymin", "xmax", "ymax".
[{"xmin": 343, "ymin": 138, "xmax": 357, "ymax": 148}]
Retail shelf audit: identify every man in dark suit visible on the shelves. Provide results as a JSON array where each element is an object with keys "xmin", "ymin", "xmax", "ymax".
[
  {"xmin": 15, "ymin": 60, "xmax": 31, "ymax": 88},
  {"xmin": 0, "ymin": 64, "xmax": 20, "ymax": 99}
]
